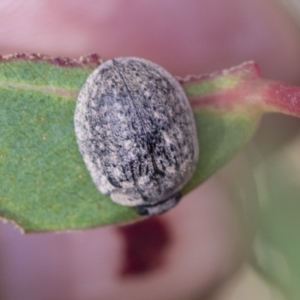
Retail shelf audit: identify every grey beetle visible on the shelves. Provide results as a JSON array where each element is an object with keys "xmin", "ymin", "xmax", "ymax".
[{"xmin": 74, "ymin": 57, "xmax": 199, "ymax": 215}]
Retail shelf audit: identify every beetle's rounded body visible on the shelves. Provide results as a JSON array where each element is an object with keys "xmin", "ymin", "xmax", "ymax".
[{"xmin": 74, "ymin": 57, "xmax": 198, "ymax": 215}]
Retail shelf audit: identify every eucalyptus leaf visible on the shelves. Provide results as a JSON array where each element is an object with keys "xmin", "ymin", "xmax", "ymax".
[{"xmin": 0, "ymin": 56, "xmax": 265, "ymax": 232}]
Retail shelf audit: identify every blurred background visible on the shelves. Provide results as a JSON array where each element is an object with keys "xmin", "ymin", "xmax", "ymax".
[{"xmin": 215, "ymin": 1, "xmax": 300, "ymax": 298}]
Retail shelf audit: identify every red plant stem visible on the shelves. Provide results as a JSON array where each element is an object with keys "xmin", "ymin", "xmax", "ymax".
[
  {"xmin": 263, "ymin": 80, "xmax": 300, "ymax": 117},
  {"xmin": 181, "ymin": 61, "xmax": 300, "ymax": 119}
]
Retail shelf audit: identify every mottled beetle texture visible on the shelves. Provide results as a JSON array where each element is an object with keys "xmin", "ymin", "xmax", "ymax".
[{"xmin": 74, "ymin": 57, "xmax": 199, "ymax": 215}]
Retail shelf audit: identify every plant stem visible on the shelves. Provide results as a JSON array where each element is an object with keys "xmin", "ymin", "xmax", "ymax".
[{"xmin": 181, "ymin": 61, "xmax": 300, "ymax": 119}]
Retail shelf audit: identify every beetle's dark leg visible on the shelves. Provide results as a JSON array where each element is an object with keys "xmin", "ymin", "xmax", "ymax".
[{"xmin": 136, "ymin": 192, "xmax": 182, "ymax": 216}]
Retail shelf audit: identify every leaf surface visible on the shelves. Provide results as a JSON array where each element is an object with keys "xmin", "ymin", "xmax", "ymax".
[{"xmin": 0, "ymin": 55, "xmax": 298, "ymax": 232}]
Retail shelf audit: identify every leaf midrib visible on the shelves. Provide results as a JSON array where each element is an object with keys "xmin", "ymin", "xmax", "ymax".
[{"xmin": 0, "ymin": 79, "xmax": 78, "ymax": 99}]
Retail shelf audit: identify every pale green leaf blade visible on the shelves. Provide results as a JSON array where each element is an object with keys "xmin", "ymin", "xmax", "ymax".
[
  {"xmin": 0, "ymin": 55, "xmax": 139, "ymax": 232},
  {"xmin": 0, "ymin": 56, "xmax": 264, "ymax": 232}
]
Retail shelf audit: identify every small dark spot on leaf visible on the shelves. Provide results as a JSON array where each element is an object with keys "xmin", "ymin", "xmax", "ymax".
[
  {"xmin": 15, "ymin": 53, "xmax": 27, "ymax": 59},
  {"xmin": 80, "ymin": 53, "xmax": 102, "ymax": 66}
]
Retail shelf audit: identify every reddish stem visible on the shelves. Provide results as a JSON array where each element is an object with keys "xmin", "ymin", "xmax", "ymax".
[
  {"xmin": 181, "ymin": 61, "xmax": 300, "ymax": 119},
  {"xmin": 264, "ymin": 81, "xmax": 300, "ymax": 117}
]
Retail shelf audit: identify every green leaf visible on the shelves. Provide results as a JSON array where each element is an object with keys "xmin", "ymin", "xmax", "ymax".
[
  {"xmin": 0, "ymin": 54, "xmax": 139, "ymax": 232},
  {"xmin": 0, "ymin": 56, "xmax": 269, "ymax": 232},
  {"xmin": 182, "ymin": 110, "xmax": 259, "ymax": 194}
]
